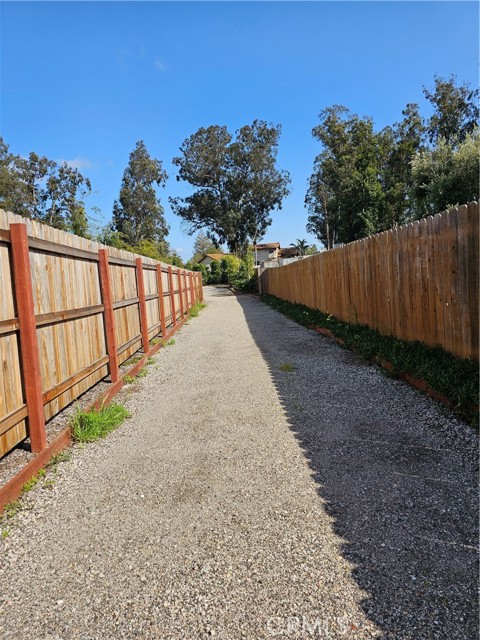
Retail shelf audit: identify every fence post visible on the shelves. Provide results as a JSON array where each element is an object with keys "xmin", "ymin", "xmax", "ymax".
[
  {"xmin": 156, "ymin": 265, "xmax": 167, "ymax": 338},
  {"xmin": 178, "ymin": 268, "xmax": 185, "ymax": 318},
  {"xmin": 198, "ymin": 272, "xmax": 204, "ymax": 302},
  {"xmin": 168, "ymin": 265, "xmax": 177, "ymax": 328},
  {"xmin": 183, "ymin": 270, "xmax": 189, "ymax": 312},
  {"xmin": 136, "ymin": 258, "xmax": 149, "ymax": 352},
  {"xmin": 189, "ymin": 272, "xmax": 195, "ymax": 306},
  {"xmin": 98, "ymin": 249, "xmax": 119, "ymax": 383},
  {"xmin": 10, "ymin": 223, "xmax": 47, "ymax": 453}
]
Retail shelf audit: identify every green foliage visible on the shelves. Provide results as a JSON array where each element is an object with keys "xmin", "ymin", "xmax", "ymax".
[
  {"xmin": 22, "ymin": 475, "xmax": 40, "ymax": 492},
  {"xmin": 189, "ymin": 301, "xmax": 206, "ymax": 317},
  {"xmin": 220, "ymin": 255, "xmax": 242, "ymax": 284},
  {"xmin": 192, "ymin": 262, "xmax": 208, "ymax": 284},
  {"xmin": 230, "ymin": 246, "xmax": 257, "ymax": 292},
  {"xmin": 70, "ymin": 403, "xmax": 130, "ymax": 442},
  {"xmin": 262, "ymin": 294, "xmax": 479, "ymax": 425},
  {"xmin": 290, "ymin": 239, "xmax": 310, "ymax": 255},
  {"xmin": 192, "ymin": 231, "xmax": 221, "ymax": 262},
  {"xmin": 278, "ymin": 362, "xmax": 297, "ymax": 372},
  {"xmin": 112, "ymin": 140, "xmax": 169, "ymax": 247},
  {"xmin": 0, "ymin": 137, "xmax": 92, "ymax": 236},
  {"xmin": 208, "ymin": 260, "xmax": 222, "ymax": 284},
  {"xmin": 46, "ymin": 450, "xmax": 71, "ymax": 467},
  {"xmin": 423, "ymin": 74, "xmax": 479, "ymax": 147},
  {"xmin": 411, "ymin": 130, "xmax": 479, "ymax": 216},
  {"xmin": 170, "ymin": 120, "xmax": 290, "ymax": 256},
  {"xmin": 306, "ymin": 76, "xmax": 479, "ymax": 247}
]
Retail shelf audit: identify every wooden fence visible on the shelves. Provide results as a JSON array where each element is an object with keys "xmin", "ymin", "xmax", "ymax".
[
  {"xmin": 260, "ymin": 202, "xmax": 479, "ymax": 361},
  {"xmin": 0, "ymin": 210, "xmax": 203, "ymax": 459}
]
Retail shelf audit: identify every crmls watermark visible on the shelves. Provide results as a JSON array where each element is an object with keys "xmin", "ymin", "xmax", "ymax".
[{"xmin": 266, "ymin": 614, "xmax": 355, "ymax": 637}]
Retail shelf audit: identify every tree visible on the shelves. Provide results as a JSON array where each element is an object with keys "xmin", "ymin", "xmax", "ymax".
[
  {"xmin": 113, "ymin": 140, "xmax": 169, "ymax": 246},
  {"xmin": 290, "ymin": 239, "xmax": 310, "ymax": 255},
  {"xmin": 378, "ymin": 103, "xmax": 425, "ymax": 229},
  {"xmin": 192, "ymin": 231, "xmax": 221, "ymax": 262},
  {"xmin": 411, "ymin": 129, "xmax": 479, "ymax": 216},
  {"xmin": 306, "ymin": 106, "xmax": 384, "ymax": 247},
  {"xmin": 423, "ymin": 75, "xmax": 479, "ymax": 147},
  {"xmin": 0, "ymin": 137, "xmax": 92, "ymax": 236},
  {"xmin": 170, "ymin": 120, "xmax": 290, "ymax": 256}
]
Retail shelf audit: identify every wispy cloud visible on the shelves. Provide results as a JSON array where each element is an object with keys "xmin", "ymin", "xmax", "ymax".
[
  {"xmin": 154, "ymin": 57, "xmax": 167, "ymax": 72},
  {"xmin": 59, "ymin": 157, "xmax": 94, "ymax": 170}
]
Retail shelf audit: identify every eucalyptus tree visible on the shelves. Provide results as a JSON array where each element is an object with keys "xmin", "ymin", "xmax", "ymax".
[
  {"xmin": 170, "ymin": 120, "xmax": 290, "ymax": 256},
  {"xmin": 113, "ymin": 140, "xmax": 169, "ymax": 246}
]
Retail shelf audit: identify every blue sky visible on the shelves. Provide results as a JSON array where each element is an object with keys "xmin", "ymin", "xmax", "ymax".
[{"xmin": 1, "ymin": 1, "xmax": 478, "ymax": 258}]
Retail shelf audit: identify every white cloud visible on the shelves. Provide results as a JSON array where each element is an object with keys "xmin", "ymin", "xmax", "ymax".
[
  {"xmin": 59, "ymin": 157, "xmax": 93, "ymax": 170},
  {"xmin": 154, "ymin": 57, "xmax": 167, "ymax": 72}
]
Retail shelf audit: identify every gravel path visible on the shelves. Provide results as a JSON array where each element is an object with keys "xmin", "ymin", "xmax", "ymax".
[{"xmin": 0, "ymin": 286, "xmax": 477, "ymax": 639}]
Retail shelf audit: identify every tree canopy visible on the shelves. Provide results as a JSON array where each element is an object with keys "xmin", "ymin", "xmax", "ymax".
[
  {"xmin": 170, "ymin": 120, "xmax": 290, "ymax": 256},
  {"xmin": 306, "ymin": 75, "xmax": 479, "ymax": 248},
  {"xmin": 112, "ymin": 140, "xmax": 169, "ymax": 246},
  {"xmin": 0, "ymin": 137, "xmax": 91, "ymax": 236}
]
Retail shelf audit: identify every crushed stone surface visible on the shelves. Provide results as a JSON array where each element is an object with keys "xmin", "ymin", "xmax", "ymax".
[{"xmin": 0, "ymin": 286, "xmax": 477, "ymax": 639}]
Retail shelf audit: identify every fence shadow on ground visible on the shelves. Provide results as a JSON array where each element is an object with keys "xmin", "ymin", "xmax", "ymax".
[{"xmin": 235, "ymin": 292, "xmax": 479, "ymax": 640}]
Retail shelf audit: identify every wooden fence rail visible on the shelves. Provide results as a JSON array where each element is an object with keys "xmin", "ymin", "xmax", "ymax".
[
  {"xmin": 259, "ymin": 203, "xmax": 479, "ymax": 361},
  {"xmin": 0, "ymin": 210, "xmax": 203, "ymax": 459}
]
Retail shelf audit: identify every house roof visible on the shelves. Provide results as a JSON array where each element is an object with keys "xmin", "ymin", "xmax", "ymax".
[
  {"xmin": 198, "ymin": 253, "xmax": 227, "ymax": 263},
  {"xmin": 279, "ymin": 247, "xmax": 300, "ymax": 258},
  {"xmin": 255, "ymin": 242, "xmax": 280, "ymax": 250}
]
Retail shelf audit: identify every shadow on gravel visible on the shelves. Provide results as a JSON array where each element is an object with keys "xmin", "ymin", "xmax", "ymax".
[{"xmin": 235, "ymin": 293, "xmax": 479, "ymax": 640}]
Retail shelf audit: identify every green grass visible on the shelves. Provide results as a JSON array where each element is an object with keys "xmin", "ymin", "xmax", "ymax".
[
  {"xmin": 124, "ymin": 355, "xmax": 143, "ymax": 366},
  {"xmin": 136, "ymin": 367, "xmax": 148, "ymax": 378},
  {"xmin": 165, "ymin": 338, "xmax": 175, "ymax": 347},
  {"xmin": 189, "ymin": 301, "xmax": 207, "ymax": 317},
  {"xmin": 278, "ymin": 362, "xmax": 298, "ymax": 372},
  {"xmin": 3, "ymin": 500, "xmax": 22, "ymax": 519},
  {"xmin": 261, "ymin": 294, "xmax": 479, "ymax": 425},
  {"xmin": 70, "ymin": 403, "xmax": 130, "ymax": 443},
  {"xmin": 46, "ymin": 450, "xmax": 71, "ymax": 468},
  {"xmin": 124, "ymin": 375, "xmax": 135, "ymax": 384}
]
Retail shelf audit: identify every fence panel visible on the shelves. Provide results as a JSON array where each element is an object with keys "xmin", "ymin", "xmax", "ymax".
[
  {"xmin": 261, "ymin": 203, "xmax": 479, "ymax": 361},
  {"xmin": 0, "ymin": 209, "xmax": 202, "ymax": 459}
]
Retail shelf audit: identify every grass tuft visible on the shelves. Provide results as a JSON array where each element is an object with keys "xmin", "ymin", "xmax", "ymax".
[
  {"xmin": 70, "ymin": 403, "xmax": 130, "ymax": 443},
  {"xmin": 278, "ymin": 362, "xmax": 297, "ymax": 372},
  {"xmin": 189, "ymin": 301, "xmax": 207, "ymax": 317}
]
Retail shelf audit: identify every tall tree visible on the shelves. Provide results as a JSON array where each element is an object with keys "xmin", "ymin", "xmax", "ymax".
[
  {"xmin": 423, "ymin": 75, "xmax": 479, "ymax": 147},
  {"xmin": 378, "ymin": 103, "xmax": 425, "ymax": 229},
  {"xmin": 0, "ymin": 137, "xmax": 91, "ymax": 236},
  {"xmin": 113, "ymin": 140, "xmax": 169, "ymax": 246},
  {"xmin": 290, "ymin": 239, "xmax": 310, "ymax": 255},
  {"xmin": 192, "ymin": 231, "xmax": 221, "ymax": 260},
  {"xmin": 306, "ymin": 106, "xmax": 384, "ymax": 247},
  {"xmin": 170, "ymin": 120, "xmax": 290, "ymax": 256},
  {"xmin": 411, "ymin": 129, "xmax": 479, "ymax": 216}
]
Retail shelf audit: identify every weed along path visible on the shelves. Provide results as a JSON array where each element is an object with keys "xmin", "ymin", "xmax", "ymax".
[{"xmin": 0, "ymin": 286, "xmax": 478, "ymax": 639}]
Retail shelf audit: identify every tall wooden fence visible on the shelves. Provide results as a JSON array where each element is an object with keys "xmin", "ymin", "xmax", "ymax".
[
  {"xmin": 260, "ymin": 203, "xmax": 479, "ymax": 361},
  {"xmin": 0, "ymin": 210, "xmax": 203, "ymax": 459}
]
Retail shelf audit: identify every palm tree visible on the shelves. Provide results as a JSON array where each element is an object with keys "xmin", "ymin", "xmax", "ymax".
[{"xmin": 290, "ymin": 238, "xmax": 310, "ymax": 255}]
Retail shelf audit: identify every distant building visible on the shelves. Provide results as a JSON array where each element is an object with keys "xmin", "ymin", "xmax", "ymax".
[
  {"xmin": 254, "ymin": 243, "xmax": 280, "ymax": 266},
  {"xmin": 197, "ymin": 253, "xmax": 228, "ymax": 268}
]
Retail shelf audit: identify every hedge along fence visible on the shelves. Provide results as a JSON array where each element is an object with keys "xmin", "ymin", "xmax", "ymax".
[
  {"xmin": 259, "ymin": 202, "xmax": 479, "ymax": 362},
  {"xmin": 0, "ymin": 209, "xmax": 203, "ymax": 460}
]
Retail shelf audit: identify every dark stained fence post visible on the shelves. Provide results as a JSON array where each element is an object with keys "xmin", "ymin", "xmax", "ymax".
[
  {"xmin": 168, "ymin": 265, "xmax": 177, "ymax": 328},
  {"xmin": 10, "ymin": 223, "xmax": 47, "ymax": 453},
  {"xmin": 98, "ymin": 249, "xmax": 119, "ymax": 383},
  {"xmin": 198, "ymin": 272, "xmax": 204, "ymax": 302},
  {"xmin": 136, "ymin": 258, "xmax": 149, "ymax": 352},
  {"xmin": 156, "ymin": 265, "xmax": 167, "ymax": 338}
]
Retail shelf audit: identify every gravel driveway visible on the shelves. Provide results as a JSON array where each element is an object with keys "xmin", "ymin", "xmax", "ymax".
[{"xmin": 0, "ymin": 286, "xmax": 477, "ymax": 639}]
